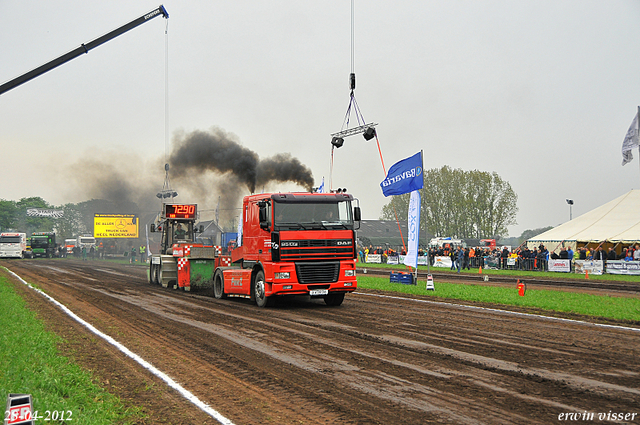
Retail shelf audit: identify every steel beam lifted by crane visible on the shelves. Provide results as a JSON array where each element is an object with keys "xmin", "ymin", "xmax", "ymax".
[{"xmin": 0, "ymin": 5, "xmax": 169, "ymax": 96}]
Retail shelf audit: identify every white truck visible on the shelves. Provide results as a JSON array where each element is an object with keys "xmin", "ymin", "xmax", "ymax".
[
  {"xmin": 77, "ymin": 235, "xmax": 97, "ymax": 251},
  {"xmin": 0, "ymin": 233, "xmax": 27, "ymax": 259},
  {"xmin": 64, "ymin": 238, "xmax": 77, "ymax": 254}
]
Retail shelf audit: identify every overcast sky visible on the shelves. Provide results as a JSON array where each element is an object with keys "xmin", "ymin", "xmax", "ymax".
[{"xmin": 2, "ymin": 0, "xmax": 640, "ymax": 237}]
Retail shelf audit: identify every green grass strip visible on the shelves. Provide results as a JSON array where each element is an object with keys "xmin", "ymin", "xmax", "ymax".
[
  {"xmin": 0, "ymin": 274, "xmax": 145, "ymax": 424},
  {"xmin": 358, "ymin": 260, "xmax": 640, "ymax": 283},
  {"xmin": 358, "ymin": 275, "xmax": 640, "ymax": 322}
]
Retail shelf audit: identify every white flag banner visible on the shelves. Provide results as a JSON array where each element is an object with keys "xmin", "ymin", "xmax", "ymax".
[
  {"xmin": 403, "ymin": 190, "xmax": 421, "ymax": 269},
  {"xmin": 622, "ymin": 111, "xmax": 639, "ymax": 165}
]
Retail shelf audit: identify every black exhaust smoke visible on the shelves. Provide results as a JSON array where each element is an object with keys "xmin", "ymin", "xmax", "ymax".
[
  {"xmin": 169, "ymin": 127, "xmax": 314, "ymax": 192},
  {"xmin": 67, "ymin": 126, "xmax": 316, "ymax": 226}
]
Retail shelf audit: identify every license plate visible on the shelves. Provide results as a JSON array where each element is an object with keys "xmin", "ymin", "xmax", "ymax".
[{"xmin": 309, "ymin": 289, "xmax": 329, "ymax": 296}]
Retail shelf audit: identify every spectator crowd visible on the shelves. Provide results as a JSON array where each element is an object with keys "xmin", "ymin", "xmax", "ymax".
[{"xmin": 358, "ymin": 242, "xmax": 640, "ymax": 273}]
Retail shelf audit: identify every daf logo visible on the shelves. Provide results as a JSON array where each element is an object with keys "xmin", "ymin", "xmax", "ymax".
[{"xmin": 336, "ymin": 240, "xmax": 352, "ymax": 246}]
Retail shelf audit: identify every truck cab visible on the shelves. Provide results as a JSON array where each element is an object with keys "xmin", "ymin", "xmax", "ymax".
[
  {"xmin": 77, "ymin": 235, "xmax": 97, "ymax": 252},
  {"xmin": 223, "ymin": 192, "xmax": 360, "ymax": 306},
  {"xmin": 0, "ymin": 233, "xmax": 27, "ymax": 259},
  {"xmin": 64, "ymin": 238, "xmax": 77, "ymax": 255},
  {"xmin": 30, "ymin": 232, "xmax": 56, "ymax": 258}
]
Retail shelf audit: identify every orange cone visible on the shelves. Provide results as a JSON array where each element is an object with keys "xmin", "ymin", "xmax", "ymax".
[
  {"xmin": 585, "ymin": 269, "xmax": 589, "ymax": 279},
  {"xmin": 479, "ymin": 266, "xmax": 483, "ymax": 274},
  {"xmin": 517, "ymin": 279, "xmax": 526, "ymax": 296}
]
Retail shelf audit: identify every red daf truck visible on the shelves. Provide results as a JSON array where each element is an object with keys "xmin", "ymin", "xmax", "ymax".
[{"xmin": 149, "ymin": 192, "xmax": 361, "ymax": 307}]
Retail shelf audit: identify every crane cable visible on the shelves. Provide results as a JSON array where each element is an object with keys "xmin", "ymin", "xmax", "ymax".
[
  {"xmin": 330, "ymin": 1, "xmax": 406, "ymax": 252},
  {"xmin": 164, "ymin": 18, "xmax": 170, "ymax": 165}
]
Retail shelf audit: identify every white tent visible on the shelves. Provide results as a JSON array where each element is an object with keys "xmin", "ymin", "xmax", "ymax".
[{"xmin": 527, "ymin": 190, "xmax": 640, "ymax": 251}]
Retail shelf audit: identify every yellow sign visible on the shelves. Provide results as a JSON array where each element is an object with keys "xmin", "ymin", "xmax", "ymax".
[{"xmin": 94, "ymin": 214, "xmax": 139, "ymax": 238}]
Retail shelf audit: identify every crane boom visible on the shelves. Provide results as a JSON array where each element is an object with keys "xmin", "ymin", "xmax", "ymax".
[{"xmin": 0, "ymin": 5, "xmax": 169, "ymax": 96}]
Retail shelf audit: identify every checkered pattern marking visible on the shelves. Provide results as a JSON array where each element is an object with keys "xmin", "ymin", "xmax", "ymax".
[
  {"xmin": 177, "ymin": 257, "xmax": 189, "ymax": 270},
  {"xmin": 220, "ymin": 257, "xmax": 231, "ymax": 267}
]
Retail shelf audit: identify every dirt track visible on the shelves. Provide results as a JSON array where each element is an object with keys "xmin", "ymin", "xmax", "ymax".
[{"xmin": 2, "ymin": 259, "xmax": 639, "ymax": 424}]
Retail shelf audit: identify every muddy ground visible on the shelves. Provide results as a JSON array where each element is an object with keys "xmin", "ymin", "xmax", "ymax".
[{"xmin": 1, "ymin": 259, "xmax": 639, "ymax": 424}]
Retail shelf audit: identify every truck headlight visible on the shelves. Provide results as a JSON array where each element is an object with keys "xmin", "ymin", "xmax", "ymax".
[
  {"xmin": 275, "ymin": 272, "xmax": 290, "ymax": 279},
  {"xmin": 344, "ymin": 270, "xmax": 356, "ymax": 277}
]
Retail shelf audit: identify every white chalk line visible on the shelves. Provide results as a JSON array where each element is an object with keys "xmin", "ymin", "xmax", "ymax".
[
  {"xmin": 2, "ymin": 267, "xmax": 234, "ymax": 425},
  {"xmin": 354, "ymin": 291, "xmax": 640, "ymax": 333}
]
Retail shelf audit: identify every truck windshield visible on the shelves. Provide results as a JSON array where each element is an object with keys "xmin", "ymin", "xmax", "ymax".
[
  {"xmin": 31, "ymin": 238, "xmax": 48, "ymax": 247},
  {"xmin": 274, "ymin": 201, "xmax": 353, "ymax": 229},
  {"xmin": 0, "ymin": 236, "xmax": 21, "ymax": 243},
  {"xmin": 80, "ymin": 238, "xmax": 95, "ymax": 244}
]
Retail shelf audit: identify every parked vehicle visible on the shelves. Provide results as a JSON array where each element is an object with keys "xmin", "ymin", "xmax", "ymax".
[
  {"xmin": 0, "ymin": 233, "xmax": 27, "ymax": 259},
  {"xmin": 30, "ymin": 232, "xmax": 56, "ymax": 258}
]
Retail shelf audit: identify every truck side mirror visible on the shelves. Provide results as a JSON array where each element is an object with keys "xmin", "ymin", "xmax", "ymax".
[
  {"xmin": 353, "ymin": 206, "xmax": 361, "ymax": 221},
  {"xmin": 199, "ymin": 225, "xmax": 204, "ymax": 233},
  {"xmin": 258, "ymin": 203, "xmax": 269, "ymax": 231},
  {"xmin": 150, "ymin": 224, "xmax": 155, "ymax": 233}
]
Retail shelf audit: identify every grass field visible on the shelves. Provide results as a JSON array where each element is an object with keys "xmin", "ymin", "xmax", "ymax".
[
  {"xmin": 0, "ymin": 274, "xmax": 145, "ymax": 425},
  {"xmin": 357, "ymin": 260, "xmax": 640, "ymax": 282},
  {"xmin": 357, "ymin": 275, "xmax": 640, "ymax": 322}
]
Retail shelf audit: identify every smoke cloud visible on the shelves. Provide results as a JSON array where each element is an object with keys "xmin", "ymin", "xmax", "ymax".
[
  {"xmin": 169, "ymin": 127, "xmax": 314, "ymax": 193},
  {"xmin": 66, "ymin": 126, "xmax": 315, "ymax": 225}
]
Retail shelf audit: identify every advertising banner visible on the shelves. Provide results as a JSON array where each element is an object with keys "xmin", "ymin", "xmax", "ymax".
[
  {"xmin": 606, "ymin": 260, "xmax": 640, "ymax": 275},
  {"xmin": 483, "ymin": 256, "xmax": 500, "ymax": 270},
  {"xmin": 366, "ymin": 254, "xmax": 382, "ymax": 264},
  {"xmin": 432, "ymin": 256, "xmax": 452, "ymax": 268},
  {"xmin": 403, "ymin": 190, "xmax": 421, "ymax": 268},
  {"xmin": 387, "ymin": 255, "xmax": 399, "ymax": 265},
  {"xmin": 548, "ymin": 259, "xmax": 571, "ymax": 273},
  {"xmin": 574, "ymin": 260, "xmax": 604, "ymax": 275},
  {"xmin": 94, "ymin": 214, "xmax": 139, "ymax": 238},
  {"xmin": 380, "ymin": 152, "xmax": 423, "ymax": 197}
]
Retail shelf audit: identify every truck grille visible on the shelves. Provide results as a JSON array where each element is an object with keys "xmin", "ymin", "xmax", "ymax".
[
  {"xmin": 295, "ymin": 261, "xmax": 340, "ymax": 284},
  {"xmin": 280, "ymin": 239, "xmax": 353, "ymax": 261}
]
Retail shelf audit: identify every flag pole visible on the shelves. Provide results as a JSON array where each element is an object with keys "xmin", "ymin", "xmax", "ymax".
[
  {"xmin": 637, "ymin": 106, "xmax": 640, "ymax": 181},
  {"xmin": 421, "ymin": 150, "xmax": 429, "ymax": 280}
]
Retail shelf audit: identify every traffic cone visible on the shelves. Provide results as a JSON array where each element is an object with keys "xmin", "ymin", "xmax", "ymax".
[
  {"xmin": 517, "ymin": 279, "xmax": 526, "ymax": 296},
  {"xmin": 478, "ymin": 266, "xmax": 482, "ymax": 274},
  {"xmin": 585, "ymin": 269, "xmax": 589, "ymax": 279}
]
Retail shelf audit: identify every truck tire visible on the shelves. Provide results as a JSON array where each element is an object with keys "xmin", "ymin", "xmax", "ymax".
[
  {"xmin": 324, "ymin": 292, "xmax": 345, "ymax": 306},
  {"xmin": 149, "ymin": 263, "xmax": 158, "ymax": 285},
  {"xmin": 213, "ymin": 271, "xmax": 226, "ymax": 299},
  {"xmin": 253, "ymin": 270, "xmax": 273, "ymax": 307}
]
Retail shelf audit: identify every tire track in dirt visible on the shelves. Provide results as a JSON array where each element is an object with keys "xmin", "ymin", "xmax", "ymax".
[{"xmin": 3, "ymin": 259, "xmax": 639, "ymax": 424}]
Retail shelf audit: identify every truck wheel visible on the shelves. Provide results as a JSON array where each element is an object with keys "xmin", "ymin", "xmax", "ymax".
[
  {"xmin": 324, "ymin": 292, "xmax": 345, "ymax": 306},
  {"xmin": 253, "ymin": 270, "xmax": 272, "ymax": 307},
  {"xmin": 213, "ymin": 271, "xmax": 226, "ymax": 299},
  {"xmin": 149, "ymin": 263, "xmax": 156, "ymax": 284}
]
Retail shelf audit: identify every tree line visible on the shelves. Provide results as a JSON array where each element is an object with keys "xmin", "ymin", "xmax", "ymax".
[
  {"xmin": 380, "ymin": 165, "xmax": 518, "ymax": 240},
  {"xmin": 0, "ymin": 197, "xmax": 141, "ymax": 240}
]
